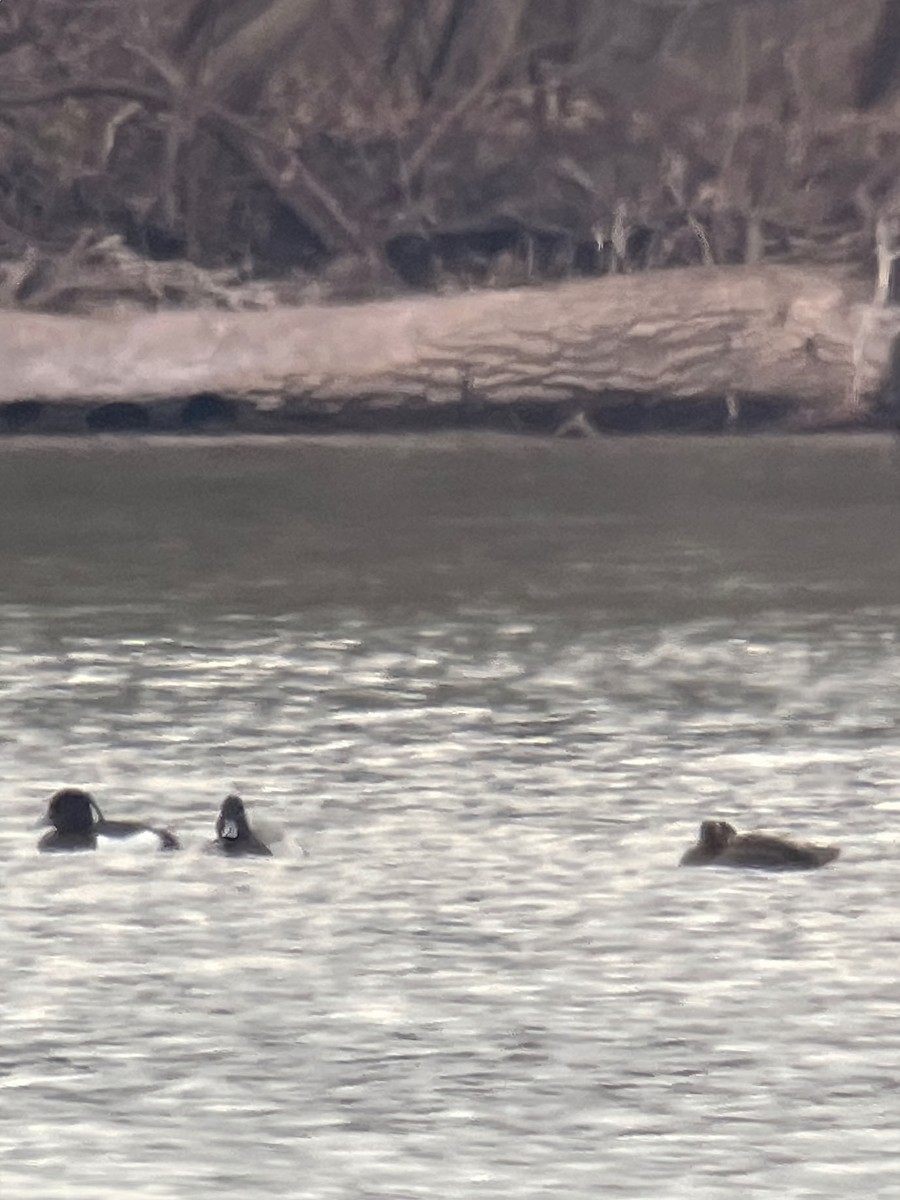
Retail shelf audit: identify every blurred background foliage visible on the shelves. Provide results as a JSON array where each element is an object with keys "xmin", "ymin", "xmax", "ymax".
[{"xmin": 1, "ymin": 0, "xmax": 899, "ymax": 304}]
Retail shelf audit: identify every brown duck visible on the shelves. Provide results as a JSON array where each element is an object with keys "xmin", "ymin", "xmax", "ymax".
[{"xmin": 680, "ymin": 819, "xmax": 839, "ymax": 870}]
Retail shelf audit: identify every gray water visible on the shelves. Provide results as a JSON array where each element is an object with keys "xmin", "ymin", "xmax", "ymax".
[{"xmin": 3, "ymin": 434, "xmax": 900, "ymax": 1199}]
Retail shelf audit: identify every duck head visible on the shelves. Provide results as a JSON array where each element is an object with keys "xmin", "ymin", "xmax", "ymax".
[
  {"xmin": 211, "ymin": 793, "xmax": 272, "ymax": 856},
  {"xmin": 698, "ymin": 819, "xmax": 736, "ymax": 857},
  {"xmin": 216, "ymin": 794, "xmax": 250, "ymax": 842},
  {"xmin": 680, "ymin": 818, "xmax": 738, "ymax": 865},
  {"xmin": 45, "ymin": 788, "xmax": 100, "ymax": 836}
]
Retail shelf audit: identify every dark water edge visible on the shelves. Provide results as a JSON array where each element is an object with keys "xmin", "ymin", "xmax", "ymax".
[{"xmin": 0, "ymin": 390, "xmax": 870, "ymax": 436}]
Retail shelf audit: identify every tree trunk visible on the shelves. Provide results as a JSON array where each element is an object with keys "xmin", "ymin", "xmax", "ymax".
[
  {"xmin": 176, "ymin": 0, "xmax": 323, "ymax": 106},
  {"xmin": 0, "ymin": 265, "xmax": 895, "ymax": 430}
]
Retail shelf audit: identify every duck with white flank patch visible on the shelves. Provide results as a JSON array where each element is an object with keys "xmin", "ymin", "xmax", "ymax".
[{"xmin": 38, "ymin": 788, "xmax": 180, "ymax": 853}]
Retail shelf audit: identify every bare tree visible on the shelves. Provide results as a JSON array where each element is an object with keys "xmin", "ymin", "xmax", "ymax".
[{"xmin": 0, "ymin": 0, "xmax": 898, "ymax": 305}]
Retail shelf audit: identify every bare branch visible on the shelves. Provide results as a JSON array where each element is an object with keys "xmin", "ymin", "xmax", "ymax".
[
  {"xmin": 207, "ymin": 102, "xmax": 368, "ymax": 253},
  {"xmin": 0, "ymin": 81, "xmax": 169, "ymax": 110},
  {"xmin": 404, "ymin": 0, "xmax": 530, "ymax": 180}
]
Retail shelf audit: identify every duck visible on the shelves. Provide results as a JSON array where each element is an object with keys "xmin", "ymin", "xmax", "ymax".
[
  {"xmin": 38, "ymin": 787, "xmax": 180, "ymax": 853},
  {"xmin": 207, "ymin": 793, "xmax": 272, "ymax": 857},
  {"xmin": 680, "ymin": 818, "xmax": 839, "ymax": 870}
]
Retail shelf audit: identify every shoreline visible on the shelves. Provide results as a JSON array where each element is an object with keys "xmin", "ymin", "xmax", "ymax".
[
  {"xmin": 0, "ymin": 428, "xmax": 895, "ymax": 451},
  {"xmin": 2, "ymin": 264, "xmax": 896, "ymax": 436}
]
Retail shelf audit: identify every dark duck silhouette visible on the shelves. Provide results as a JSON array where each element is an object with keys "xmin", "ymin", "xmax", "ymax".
[
  {"xmin": 208, "ymin": 794, "xmax": 272, "ymax": 857},
  {"xmin": 680, "ymin": 818, "xmax": 839, "ymax": 871},
  {"xmin": 38, "ymin": 788, "xmax": 180, "ymax": 853}
]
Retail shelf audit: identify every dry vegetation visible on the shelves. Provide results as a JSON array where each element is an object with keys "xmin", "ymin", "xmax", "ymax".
[{"xmin": 1, "ymin": 0, "xmax": 900, "ymax": 310}]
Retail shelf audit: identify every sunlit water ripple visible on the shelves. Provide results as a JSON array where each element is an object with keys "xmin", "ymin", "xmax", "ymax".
[{"xmin": 2, "ymin": 436, "xmax": 900, "ymax": 1199}]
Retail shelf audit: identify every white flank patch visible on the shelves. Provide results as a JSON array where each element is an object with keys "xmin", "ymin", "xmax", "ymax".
[{"xmin": 95, "ymin": 830, "xmax": 165, "ymax": 854}]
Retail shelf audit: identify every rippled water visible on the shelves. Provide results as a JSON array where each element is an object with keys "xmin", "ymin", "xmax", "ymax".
[{"xmin": 3, "ymin": 435, "xmax": 900, "ymax": 1199}]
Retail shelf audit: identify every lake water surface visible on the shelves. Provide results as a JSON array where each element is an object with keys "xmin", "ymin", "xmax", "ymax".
[{"xmin": 3, "ymin": 434, "xmax": 900, "ymax": 1199}]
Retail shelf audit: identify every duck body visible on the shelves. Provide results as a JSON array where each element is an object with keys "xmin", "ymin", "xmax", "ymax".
[
  {"xmin": 208, "ymin": 794, "xmax": 272, "ymax": 857},
  {"xmin": 38, "ymin": 788, "xmax": 180, "ymax": 853},
  {"xmin": 681, "ymin": 818, "xmax": 839, "ymax": 871},
  {"xmin": 93, "ymin": 816, "xmax": 180, "ymax": 850}
]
